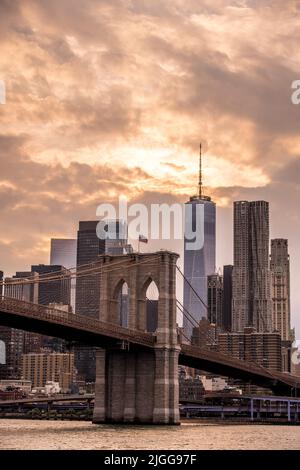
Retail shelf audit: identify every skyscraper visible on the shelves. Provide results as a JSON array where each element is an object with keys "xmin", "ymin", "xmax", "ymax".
[
  {"xmin": 222, "ymin": 265, "xmax": 233, "ymax": 332},
  {"xmin": 4, "ymin": 271, "xmax": 39, "ymax": 303},
  {"xmin": 183, "ymin": 145, "xmax": 216, "ymax": 337},
  {"xmin": 75, "ymin": 222, "xmax": 105, "ymax": 383},
  {"xmin": 0, "ymin": 326, "xmax": 24, "ymax": 380},
  {"xmin": 232, "ymin": 201, "xmax": 272, "ymax": 333},
  {"xmin": 50, "ymin": 238, "xmax": 77, "ymax": 311},
  {"xmin": 0, "ymin": 271, "xmax": 39, "ymax": 380},
  {"xmin": 0, "ymin": 271, "xmax": 3, "ymax": 297},
  {"xmin": 218, "ymin": 328, "xmax": 282, "ymax": 372},
  {"xmin": 50, "ymin": 239, "xmax": 77, "ymax": 267},
  {"xmin": 75, "ymin": 221, "xmax": 106, "ymax": 319},
  {"xmin": 270, "ymin": 239, "xmax": 291, "ymax": 341},
  {"xmin": 75, "ymin": 220, "xmax": 129, "ymax": 318},
  {"xmin": 207, "ymin": 274, "xmax": 223, "ymax": 326},
  {"xmin": 31, "ymin": 265, "xmax": 71, "ymax": 307},
  {"xmin": 75, "ymin": 220, "xmax": 121, "ymax": 382},
  {"xmin": 104, "ymin": 220, "xmax": 130, "ymax": 255},
  {"xmin": 74, "ymin": 220, "xmax": 129, "ymax": 382}
]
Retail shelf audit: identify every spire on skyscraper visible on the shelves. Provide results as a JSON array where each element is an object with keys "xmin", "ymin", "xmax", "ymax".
[{"xmin": 199, "ymin": 143, "xmax": 203, "ymax": 199}]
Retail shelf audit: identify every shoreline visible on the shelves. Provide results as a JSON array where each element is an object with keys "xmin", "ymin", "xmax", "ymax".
[{"xmin": 1, "ymin": 414, "xmax": 299, "ymax": 426}]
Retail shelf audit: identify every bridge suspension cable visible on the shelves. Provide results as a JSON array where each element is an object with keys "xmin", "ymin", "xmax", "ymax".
[
  {"xmin": 0, "ymin": 254, "xmax": 162, "ymax": 287},
  {"xmin": 176, "ymin": 298, "xmax": 198, "ymax": 327},
  {"xmin": 176, "ymin": 265, "xmax": 208, "ymax": 310}
]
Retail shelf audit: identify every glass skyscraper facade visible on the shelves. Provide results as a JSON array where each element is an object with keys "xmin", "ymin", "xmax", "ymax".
[
  {"xmin": 50, "ymin": 239, "xmax": 77, "ymax": 268},
  {"xmin": 183, "ymin": 195, "xmax": 216, "ymax": 338},
  {"xmin": 50, "ymin": 239, "xmax": 77, "ymax": 312},
  {"xmin": 74, "ymin": 220, "xmax": 130, "ymax": 382},
  {"xmin": 232, "ymin": 201, "xmax": 272, "ymax": 333}
]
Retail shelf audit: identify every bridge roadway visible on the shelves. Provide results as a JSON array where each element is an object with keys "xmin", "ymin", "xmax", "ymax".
[{"xmin": 1, "ymin": 296, "xmax": 300, "ymax": 395}]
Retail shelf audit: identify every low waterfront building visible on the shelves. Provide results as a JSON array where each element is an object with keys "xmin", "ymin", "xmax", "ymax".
[
  {"xmin": 0, "ymin": 379, "xmax": 32, "ymax": 394},
  {"xmin": 21, "ymin": 352, "xmax": 74, "ymax": 392},
  {"xmin": 179, "ymin": 368, "xmax": 205, "ymax": 402}
]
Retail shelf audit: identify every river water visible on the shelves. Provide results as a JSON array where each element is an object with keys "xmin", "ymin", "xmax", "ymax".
[{"xmin": 0, "ymin": 420, "xmax": 300, "ymax": 450}]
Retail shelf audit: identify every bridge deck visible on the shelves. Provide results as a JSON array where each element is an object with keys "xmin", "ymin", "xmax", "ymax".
[
  {"xmin": 0, "ymin": 297, "xmax": 155, "ymax": 348},
  {"xmin": 180, "ymin": 344, "xmax": 300, "ymax": 392}
]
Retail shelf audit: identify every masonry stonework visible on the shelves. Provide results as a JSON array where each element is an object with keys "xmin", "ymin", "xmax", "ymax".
[{"xmin": 93, "ymin": 251, "xmax": 181, "ymax": 425}]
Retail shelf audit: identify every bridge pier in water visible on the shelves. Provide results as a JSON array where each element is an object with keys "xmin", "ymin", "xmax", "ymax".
[
  {"xmin": 93, "ymin": 346, "xmax": 180, "ymax": 424},
  {"xmin": 93, "ymin": 251, "xmax": 181, "ymax": 425}
]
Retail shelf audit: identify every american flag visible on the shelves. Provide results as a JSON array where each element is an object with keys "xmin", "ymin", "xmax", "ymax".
[{"xmin": 138, "ymin": 234, "xmax": 148, "ymax": 244}]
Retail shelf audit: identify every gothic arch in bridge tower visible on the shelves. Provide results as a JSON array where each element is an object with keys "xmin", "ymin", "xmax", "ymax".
[
  {"xmin": 98, "ymin": 252, "xmax": 177, "ymax": 338},
  {"xmin": 144, "ymin": 279, "xmax": 159, "ymax": 333}
]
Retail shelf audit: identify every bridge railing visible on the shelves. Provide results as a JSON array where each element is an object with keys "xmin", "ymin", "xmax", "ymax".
[{"xmin": 0, "ymin": 296, "xmax": 155, "ymax": 347}]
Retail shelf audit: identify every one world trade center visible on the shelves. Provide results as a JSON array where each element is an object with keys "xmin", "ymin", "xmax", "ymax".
[{"xmin": 183, "ymin": 144, "xmax": 216, "ymax": 338}]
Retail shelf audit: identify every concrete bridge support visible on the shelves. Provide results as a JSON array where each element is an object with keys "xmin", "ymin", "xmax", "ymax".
[
  {"xmin": 93, "ymin": 346, "xmax": 180, "ymax": 424},
  {"xmin": 93, "ymin": 251, "xmax": 181, "ymax": 425}
]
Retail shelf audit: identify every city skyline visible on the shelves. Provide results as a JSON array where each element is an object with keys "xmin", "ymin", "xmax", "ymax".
[{"xmin": 1, "ymin": 195, "xmax": 297, "ymax": 337}]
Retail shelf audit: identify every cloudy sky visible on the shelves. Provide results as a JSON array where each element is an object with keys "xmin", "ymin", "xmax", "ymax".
[{"xmin": 0, "ymin": 0, "xmax": 299, "ymax": 334}]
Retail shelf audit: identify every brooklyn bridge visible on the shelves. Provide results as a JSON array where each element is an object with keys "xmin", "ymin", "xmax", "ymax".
[{"xmin": 0, "ymin": 251, "xmax": 299, "ymax": 424}]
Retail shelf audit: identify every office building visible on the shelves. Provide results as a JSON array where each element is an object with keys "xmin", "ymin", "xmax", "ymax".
[
  {"xmin": 50, "ymin": 238, "xmax": 77, "ymax": 267},
  {"xmin": 75, "ymin": 219, "xmax": 129, "ymax": 319},
  {"xmin": 75, "ymin": 220, "xmax": 129, "ymax": 382},
  {"xmin": 191, "ymin": 318, "xmax": 218, "ymax": 348},
  {"xmin": 292, "ymin": 347, "xmax": 300, "ymax": 377},
  {"xmin": 183, "ymin": 145, "xmax": 216, "ymax": 337},
  {"xmin": 232, "ymin": 201, "xmax": 272, "ymax": 333},
  {"xmin": 104, "ymin": 220, "xmax": 130, "ymax": 255},
  {"xmin": 179, "ymin": 368, "xmax": 205, "ymax": 402},
  {"xmin": 270, "ymin": 239, "xmax": 291, "ymax": 341},
  {"xmin": 50, "ymin": 238, "xmax": 77, "ymax": 311},
  {"xmin": 0, "ymin": 326, "xmax": 24, "ymax": 380},
  {"xmin": 207, "ymin": 274, "xmax": 223, "ymax": 326},
  {"xmin": 4, "ymin": 271, "xmax": 39, "ymax": 303},
  {"xmin": 75, "ymin": 221, "xmax": 105, "ymax": 319},
  {"xmin": 31, "ymin": 265, "xmax": 71, "ymax": 307},
  {"xmin": 218, "ymin": 328, "xmax": 282, "ymax": 372},
  {"xmin": 22, "ymin": 352, "xmax": 75, "ymax": 392},
  {"xmin": 30, "ymin": 266, "xmax": 71, "ymax": 353},
  {"xmin": 74, "ymin": 221, "xmax": 105, "ymax": 383},
  {"xmin": 0, "ymin": 270, "xmax": 3, "ymax": 297},
  {"xmin": 0, "ymin": 272, "xmax": 39, "ymax": 379},
  {"xmin": 222, "ymin": 265, "xmax": 233, "ymax": 332}
]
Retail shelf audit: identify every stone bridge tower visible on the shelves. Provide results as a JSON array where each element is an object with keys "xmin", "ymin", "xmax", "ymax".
[{"xmin": 93, "ymin": 251, "xmax": 181, "ymax": 424}]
